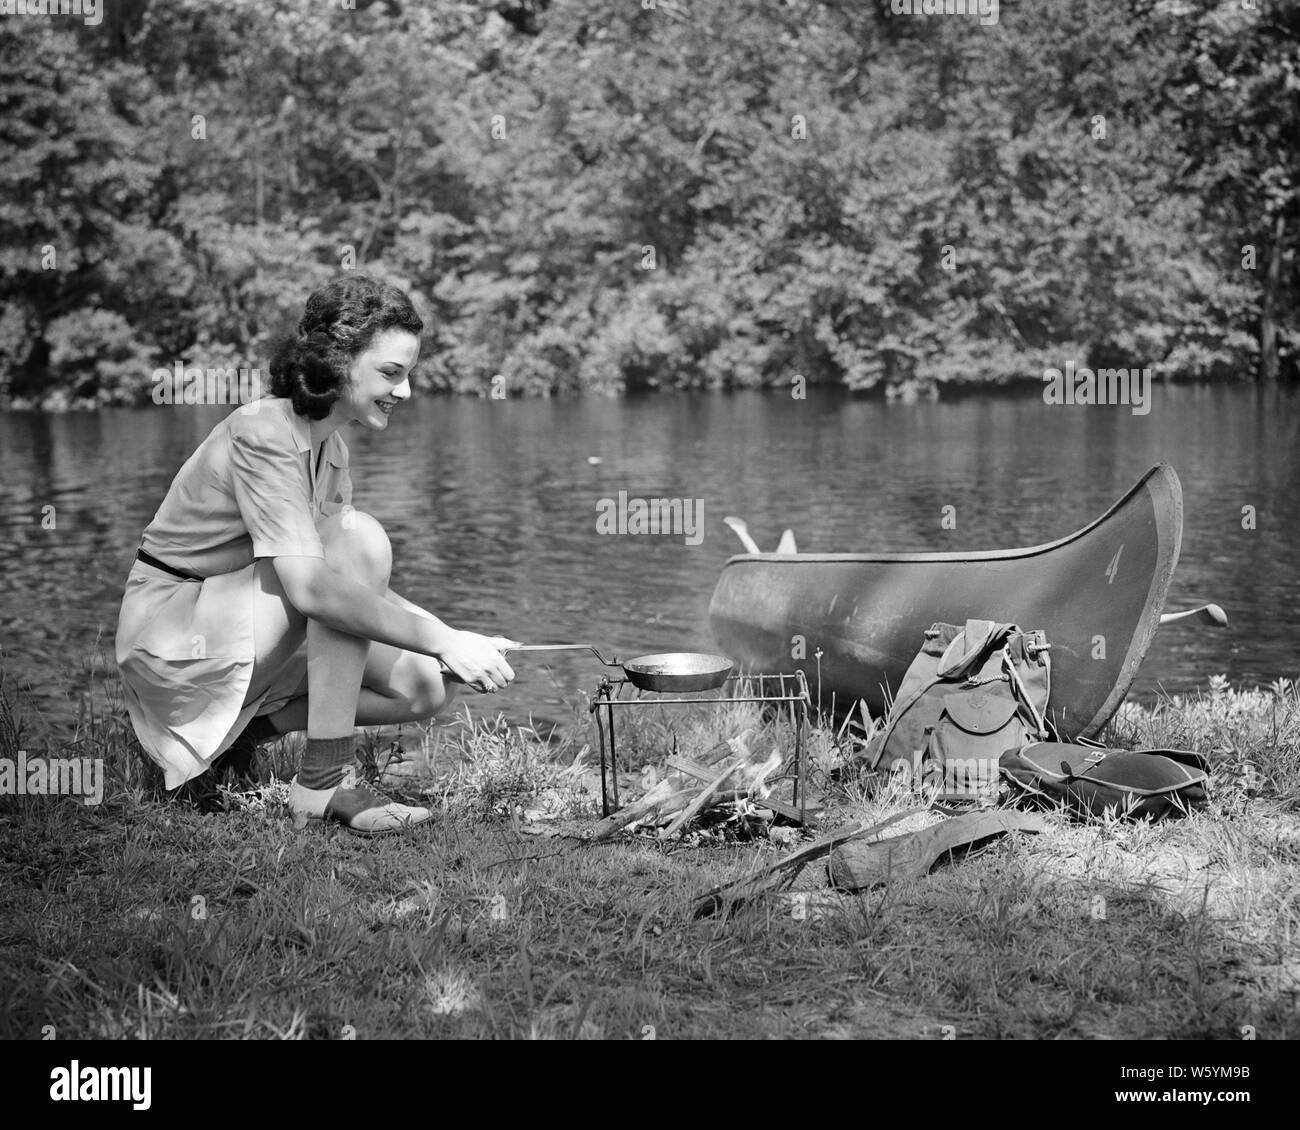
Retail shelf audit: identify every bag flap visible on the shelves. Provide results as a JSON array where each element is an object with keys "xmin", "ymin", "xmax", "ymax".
[
  {"xmin": 937, "ymin": 619, "xmax": 1010, "ymax": 678},
  {"xmin": 1004, "ymin": 743, "xmax": 1208, "ymax": 793},
  {"xmin": 1137, "ymin": 748, "xmax": 1210, "ymax": 773},
  {"xmin": 941, "ymin": 690, "xmax": 1021, "ymax": 735},
  {"xmin": 1003, "ymin": 743, "xmax": 1097, "ymax": 780}
]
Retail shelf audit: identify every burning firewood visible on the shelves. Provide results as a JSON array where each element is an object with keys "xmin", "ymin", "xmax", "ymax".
[
  {"xmin": 591, "ymin": 779, "xmax": 694, "ymax": 841},
  {"xmin": 658, "ymin": 761, "xmax": 747, "ymax": 840},
  {"xmin": 658, "ymin": 748, "xmax": 782, "ymax": 841},
  {"xmin": 590, "ymin": 734, "xmax": 786, "ymax": 843}
]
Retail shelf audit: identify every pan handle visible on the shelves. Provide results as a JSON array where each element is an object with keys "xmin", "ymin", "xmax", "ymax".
[{"xmin": 504, "ymin": 643, "xmax": 620, "ymax": 666}]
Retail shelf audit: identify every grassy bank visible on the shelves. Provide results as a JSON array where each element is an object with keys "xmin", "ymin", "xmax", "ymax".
[{"xmin": 1, "ymin": 666, "xmax": 1297, "ymax": 1040}]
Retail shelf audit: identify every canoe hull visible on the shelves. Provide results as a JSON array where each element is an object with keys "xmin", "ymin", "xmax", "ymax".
[{"xmin": 708, "ymin": 465, "xmax": 1182, "ymax": 740}]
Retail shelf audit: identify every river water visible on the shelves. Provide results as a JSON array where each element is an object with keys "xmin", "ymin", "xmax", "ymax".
[{"xmin": 1, "ymin": 384, "xmax": 1297, "ymax": 741}]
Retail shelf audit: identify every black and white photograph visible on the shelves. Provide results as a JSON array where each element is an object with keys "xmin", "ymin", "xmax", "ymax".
[{"xmin": 0, "ymin": 0, "xmax": 1296, "ymax": 1072}]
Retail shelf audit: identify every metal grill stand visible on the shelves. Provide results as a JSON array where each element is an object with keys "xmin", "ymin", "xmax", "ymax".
[{"xmin": 588, "ymin": 671, "xmax": 813, "ymax": 824}]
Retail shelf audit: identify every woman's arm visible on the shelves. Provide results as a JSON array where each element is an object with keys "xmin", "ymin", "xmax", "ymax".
[
  {"xmin": 385, "ymin": 588, "xmax": 519, "ymax": 648},
  {"xmin": 273, "ymin": 557, "xmax": 513, "ymax": 688},
  {"xmin": 385, "ymin": 587, "xmax": 450, "ymax": 628},
  {"xmin": 385, "ymin": 589, "xmax": 519, "ymax": 682}
]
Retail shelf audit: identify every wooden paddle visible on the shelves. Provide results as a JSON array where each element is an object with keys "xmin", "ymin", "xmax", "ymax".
[
  {"xmin": 724, "ymin": 516, "xmax": 799, "ymax": 554},
  {"xmin": 1159, "ymin": 603, "xmax": 1227, "ymax": 627},
  {"xmin": 722, "ymin": 516, "xmax": 761, "ymax": 554}
]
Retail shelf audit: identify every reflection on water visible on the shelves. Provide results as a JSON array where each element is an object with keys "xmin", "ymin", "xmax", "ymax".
[{"xmin": 1, "ymin": 384, "xmax": 1297, "ymax": 740}]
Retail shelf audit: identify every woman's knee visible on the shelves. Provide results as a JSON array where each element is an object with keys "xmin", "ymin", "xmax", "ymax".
[
  {"xmin": 362, "ymin": 643, "xmax": 457, "ymax": 722},
  {"xmin": 320, "ymin": 509, "xmax": 392, "ymax": 589},
  {"xmin": 407, "ymin": 659, "xmax": 457, "ymax": 718}
]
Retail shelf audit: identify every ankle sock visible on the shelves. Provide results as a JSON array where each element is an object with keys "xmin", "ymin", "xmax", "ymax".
[{"xmin": 298, "ymin": 736, "xmax": 355, "ymax": 791}]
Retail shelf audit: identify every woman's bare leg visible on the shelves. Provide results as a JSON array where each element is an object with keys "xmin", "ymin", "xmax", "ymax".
[
  {"xmin": 236, "ymin": 510, "xmax": 435, "ymax": 831},
  {"xmin": 285, "ymin": 510, "xmax": 431, "ymax": 831},
  {"xmin": 245, "ymin": 508, "xmax": 457, "ymax": 735},
  {"xmin": 264, "ymin": 641, "xmax": 457, "ymax": 733},
  {"xmin": 303, "ymin": 511, "xmax": 393, "ymax": 737}
]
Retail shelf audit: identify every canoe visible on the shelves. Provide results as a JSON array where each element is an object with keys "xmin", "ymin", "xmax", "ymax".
[{"xmin": 708, "ymin": 464, "xmax": 1182, "ymax": 741}]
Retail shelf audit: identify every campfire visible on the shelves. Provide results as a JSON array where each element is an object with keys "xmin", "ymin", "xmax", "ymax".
[{"xmin": 588, "ymin": 731, "xmax": 811, "ymax": 845}]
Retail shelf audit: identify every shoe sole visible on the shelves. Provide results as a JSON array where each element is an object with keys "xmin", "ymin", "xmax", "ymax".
[
  {"xmin": 290, "ymin": 809, "xmax": 434, "ymax": 837},
  {"xmin": 288, "ymin": 776, "xmax": 432, "ymax": 836},
  {"xmin": 337, "ymin": 814, "xmax": 433, "ymax": 837}
]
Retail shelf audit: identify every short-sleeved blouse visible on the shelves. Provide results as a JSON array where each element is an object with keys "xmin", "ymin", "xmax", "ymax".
[{"xmin": 115, "ymin": 397, "xmax": 353, "ymax": 788}]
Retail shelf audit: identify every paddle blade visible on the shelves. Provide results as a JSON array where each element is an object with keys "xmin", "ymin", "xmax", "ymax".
[
  {"xmin": 722, "ymin": 516, "xmax": 761, "ymax": 554},
  {"xmin": 1201, "ymin": 603, "xmax": 1228, "ymax": 627}
]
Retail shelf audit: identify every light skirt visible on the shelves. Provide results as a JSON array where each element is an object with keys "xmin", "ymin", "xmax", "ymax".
[{"xmin": 115, "ymin": 559, "xmax": 306, "ymax": 789}]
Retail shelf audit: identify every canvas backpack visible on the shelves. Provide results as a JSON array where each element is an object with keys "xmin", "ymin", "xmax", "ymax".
[{"xmin": 864, "ymin": 619, "xmax": 1055, "ymax": 802}]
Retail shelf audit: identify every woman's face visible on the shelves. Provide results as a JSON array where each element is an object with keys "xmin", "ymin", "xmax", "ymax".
[{"xmin": 339, "ymin": 328, "xmax": 421, "ymax": 431}]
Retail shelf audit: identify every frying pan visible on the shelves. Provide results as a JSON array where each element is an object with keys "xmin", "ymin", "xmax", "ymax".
[{"xmin": 506, "ymin": 644, "xmax": 734, "ymax": 693}]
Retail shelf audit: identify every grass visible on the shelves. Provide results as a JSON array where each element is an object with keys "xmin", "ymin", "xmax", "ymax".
[{"xmin": 1, "ymin": 660, "xmax": 1297, "ymax": 1040}]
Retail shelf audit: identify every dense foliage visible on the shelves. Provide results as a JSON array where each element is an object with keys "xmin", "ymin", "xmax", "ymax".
[{"xmin": 0, "ymin": 0, "xmax": 1295, "ymax": 406}]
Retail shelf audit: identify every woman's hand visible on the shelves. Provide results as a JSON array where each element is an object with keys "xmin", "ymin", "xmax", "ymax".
[{"xmin": 437, "ymin": 631, "xmax": 518, "ymax": 693}]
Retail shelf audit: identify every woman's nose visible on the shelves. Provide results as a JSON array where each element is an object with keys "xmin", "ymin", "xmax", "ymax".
[{"xmin": 390, "ymin": 377, "xmax": 412, "ymax": 401}]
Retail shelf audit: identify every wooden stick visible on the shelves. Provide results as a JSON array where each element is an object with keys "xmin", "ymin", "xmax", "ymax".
[
  {"xmin": 659, "ymin": 762, "xmax": 746, "ymax": 840},
  {"xmin": 629, "ymin": 788, "xmax": 699, "ymax": 827},
  {"xmin": 666, "ymin": 735, "xmax": 761, "ymax": 792},
  {"xmin": 693, "ymin": 811, "xmax": 917, "ymax": 914},
  {"xmin": 661, "ymin": 750, "xmax": 782, "ymax": 841},
  {"xmin": 712, "ymin": 730, "xmax": 754, "ymax": 766},
  {"xmin": 591, "ymin": 778, "xmax": 678, "ymax": 841},
  {"xmin": 685, "ymin": 749, "xmax": 820, "ymax": 823},
  {"xmin": 667, "ymin": 731, "xmax": 757, "ymax": 783},
  {"xmin": 593, "ymin": 731, "xmax": 761, "ymax": 842},
  {"xmin": 752, "ymin": 794, "xmax": 820, "ymax": 824},
  {"xmin": 650, "ymin": 788, "xmax": 753, "ymax": 821},
  {"xmin": 666, "ymin": 756, "xmax": 721, "ymax": 784}
]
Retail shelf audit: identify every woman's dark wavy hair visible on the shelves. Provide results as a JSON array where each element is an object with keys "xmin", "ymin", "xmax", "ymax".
[{"xmin": 269, "ymin": 275, "xmax": 423, "ymax": 420}]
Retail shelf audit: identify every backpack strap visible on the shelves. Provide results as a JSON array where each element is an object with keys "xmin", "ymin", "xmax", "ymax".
[
  {"xmin": 1058, "ymin": 747, "xmax": 1108, "ymax": 780},
  {"xmin": 1002, "ymin": 646, "xmax": 1050, "ymax": 740},
  {"xmin": 867, "ymin": 670, "xmax": 946, "ymax": 768}
]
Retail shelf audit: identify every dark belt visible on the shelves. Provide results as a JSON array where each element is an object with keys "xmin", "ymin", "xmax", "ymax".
[{"xmin": 136, "ymin": 548, "xmax": 204, "ymax": 582}]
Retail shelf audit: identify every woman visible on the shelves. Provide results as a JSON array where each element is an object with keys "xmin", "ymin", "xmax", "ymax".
[{"xmin": 116, "ymin": 275, "xmax": 516, "ymax": 835}]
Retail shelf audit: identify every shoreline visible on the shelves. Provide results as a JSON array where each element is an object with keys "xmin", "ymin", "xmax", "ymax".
[{"xmin": 4, "ymin": 373, "xmax": 1297, "ymax": 414}]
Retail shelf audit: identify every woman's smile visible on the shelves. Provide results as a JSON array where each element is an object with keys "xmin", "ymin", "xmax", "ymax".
[{"xmin": 339, "ymin": 327, "xmax": 420, "ymax": 430}]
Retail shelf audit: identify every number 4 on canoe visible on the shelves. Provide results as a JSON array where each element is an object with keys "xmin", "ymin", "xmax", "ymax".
[{"xmin": 1106, "ymin": 544, "xmax": 1123, "ymax": 584}]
